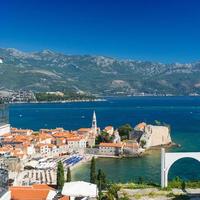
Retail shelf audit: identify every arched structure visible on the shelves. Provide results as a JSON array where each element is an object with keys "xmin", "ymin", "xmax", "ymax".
[{"xmin": 161, "ymin": 148, "xmax": 200, "ymax": 188}]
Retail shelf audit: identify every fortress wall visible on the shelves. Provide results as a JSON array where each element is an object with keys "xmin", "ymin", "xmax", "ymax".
[{"xmin": 148, "ymin": 125, "xmax": 171, "ymax": 147}]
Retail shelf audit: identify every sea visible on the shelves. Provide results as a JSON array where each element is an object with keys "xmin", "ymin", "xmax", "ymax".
[{"xmin": 9, "ymin": 96, "xmax": 200, "ymax": 184}]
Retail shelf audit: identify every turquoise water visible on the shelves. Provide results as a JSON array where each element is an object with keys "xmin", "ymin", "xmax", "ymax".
[{"xmin": 9, "ymin": 97, "xmax": 200, "ymax": 183}]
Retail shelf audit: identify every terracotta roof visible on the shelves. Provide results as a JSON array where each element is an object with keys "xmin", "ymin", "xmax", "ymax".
[
  {"xmin": 124, "ymin": 142, "xmax": 139, "ymax": 149},
  {"xmin": 136, "ymin": 122, "xmax": 146, "ymax": 130},
  {"xmin": 1, "ymin": 133, "xmax": 12, "ymax": 137},
  {"xmin": 11, "ymin": 128, "xmax": 33, "ymax": 133},
  {"xmin": 0, "ymin": 146, "xmax": 12, "ymax": 153},
  {"xmin": 67, "ymin": 137, "xmax": 82, "ymax": 141},
  {"xmin": 31, "ymin": 184, "xmax": 54, "ymax": 190},
  {"xmin": 52, "ymin": 131, "xmax": 72, "ymax": 138},
  {"xmin": 40, "ymin": 128, "xmax": 64, "ymax": 133},
  {"xmin": 59, "ymin": 196, "xmax": 70, "ymax": 200},
  {"xmin": 38, "ymin": 133, "xmax": 53, "ymax": 139},
  {"xmin": 10, "ymin": 184, "xmax": 55, "ymax": 200},
  {"xmin": 104, "ymin": 126, "xmax": 113, "ymax": 131},
  {"xmin": 78, "ymin": 128, "xmax": 91, "ymax": 132}
]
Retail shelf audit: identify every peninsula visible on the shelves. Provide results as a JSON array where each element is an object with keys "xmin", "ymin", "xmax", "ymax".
[{"xmin": 0, "ymin": 105, "xmax": 173, "ymax": 187}]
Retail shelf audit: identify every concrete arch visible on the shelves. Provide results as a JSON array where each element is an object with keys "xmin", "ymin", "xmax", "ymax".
[{"xmin": 161, "ymin": 148, "xmax": 200, "ymax": 188}]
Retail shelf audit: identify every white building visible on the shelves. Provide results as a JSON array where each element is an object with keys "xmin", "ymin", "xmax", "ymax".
[
  {"xmin": 67, "ymin": 137, "xmax": 86, "ymax": 153},
  {"xmin": 25, "ymin": 144, "xmax": 35, "ymax": 155},
  {"xmin": 99, "ymin": 142, "xmax": 123, "ymax": 156},
  {"xmin": 35, "ymin": 144, "xmax": 59, "ymax": 157}
]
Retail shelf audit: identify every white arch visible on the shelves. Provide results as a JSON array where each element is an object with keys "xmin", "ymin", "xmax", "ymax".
[{"xmin": 161, "ymin": 148, "xmax": 200, "ymax": 188}]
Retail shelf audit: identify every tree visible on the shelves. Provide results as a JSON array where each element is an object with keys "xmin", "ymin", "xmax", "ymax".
[
  {"xmin": 57, "ymin": 161, "xmax": 65, "ymax": 190},
  {"xmin": 181, "ymin": 181, "xmax": 186, "ymax": 191},
  {"xmin": 105, "ymin": 184, "xmax": 121, "ymax": 200},
  {"xmin": 97, "ymin": 169, "xmax": 102, "ymax": 193},
  {"xmin": 97, "ymin": 169, "xmax": 107, "ymax": 192},
  {"xmin": 118, "ymin": 124, "xmax": 133, "ymax": 140},
  {"xmin": 140, "ymin": 140, "xmax": 146, "ymax": 148},
  {"xmin": 95, "ymin": 135, "xmax": 103, "ymax": 145},
  {"xmin": 154, "ymin": 120, "xmax": 161, "ymax": 125},
  {"xmin": 138, "ymin": 176, "xmax": 144, "ymax": 184},
  {"xmin": 90, "ymin": 157, "xmax": 96, "ymax": 184},
  {"xmin": 66, "ymin": 167, "xmax": 71, "ymax": 182}
]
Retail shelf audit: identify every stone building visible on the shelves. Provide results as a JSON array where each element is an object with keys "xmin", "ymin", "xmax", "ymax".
[
  {"xmin": 140, "ymin": 125, "xmax": 172, "ymax": 148},
  {"xmin": 99, "ymin": 142, "xmax": 123, "ymax": 156},
  {"xmin": 130, "ymin": 122, "xmax": 172, "ymax": 149}
]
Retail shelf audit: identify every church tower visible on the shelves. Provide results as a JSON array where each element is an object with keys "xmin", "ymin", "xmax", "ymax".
[{"xmin": 91, "ymin": 110, "xmax": 97, "ymax": 135}]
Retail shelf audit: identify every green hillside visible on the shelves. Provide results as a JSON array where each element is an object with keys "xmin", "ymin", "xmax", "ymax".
[{"xmin": 0, "ymin": 48, "xmax": 200, "ymax": 96}]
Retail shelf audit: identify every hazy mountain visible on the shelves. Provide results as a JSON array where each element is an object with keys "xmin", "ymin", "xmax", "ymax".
[{"xmin": 0, "ymin": 47, "xmax": 200, "ymax": 96}]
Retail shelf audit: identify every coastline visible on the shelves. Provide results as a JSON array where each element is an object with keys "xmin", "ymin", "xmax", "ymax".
[
  {"xmin": 8, "ymin": 98, "xmax": 107, "ymax": 104},
  {"xmin": 4, "ymin": 95, "xmax": 200, "ymax": 105}
]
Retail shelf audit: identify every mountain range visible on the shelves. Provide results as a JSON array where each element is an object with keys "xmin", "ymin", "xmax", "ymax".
[{"xmin": 0, "ymin": 48, "xmax": 200, "ymax": 96}]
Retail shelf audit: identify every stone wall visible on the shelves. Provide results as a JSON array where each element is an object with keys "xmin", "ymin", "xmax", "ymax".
[
  {"xmin": 141, "ymin": 125, "xmax": 172, "ymax": 148},
  {"xmin": 148, "ymin": 125, "xmax": 171, "ymax": 147}
]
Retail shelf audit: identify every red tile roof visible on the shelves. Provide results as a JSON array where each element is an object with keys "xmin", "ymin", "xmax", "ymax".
[
  {"xmin": 10, "ymin": 184, "xmax": 55, "ymax": 200},
  {"xmin": 59, "ymin": 196, "xmax": 70, "ymax": 200}
]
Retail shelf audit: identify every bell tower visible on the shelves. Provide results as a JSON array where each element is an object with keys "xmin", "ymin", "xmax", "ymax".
[{"xmin": 91, "ymin": 111, "xmax": 97, "ymax": 135}]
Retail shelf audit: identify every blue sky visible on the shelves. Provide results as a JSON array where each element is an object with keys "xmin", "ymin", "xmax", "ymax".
[{"xmin": 1, "ymin": 0, "xmax": 200, "ymax": 63}]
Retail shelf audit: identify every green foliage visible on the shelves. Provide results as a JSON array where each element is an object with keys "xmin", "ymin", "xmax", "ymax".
[
  {"xmin": 57, "ymin": 161, "xmax": 65, "ymax": 190},
  {"xmin": 168, "ymin": 176, "xmax": 183, "ymax": 189},
  {"xmin": 90, "ymin": 157, "xmax": 96, "ymax": 184},
  {"xmin": 101, "ymin": 131, "xmax": 109, "ymax": 138},
  {"xmin": 105, "ymin": 184, "xmax": 121, "ymax": 200},
  {"xmin": 97, "ymin": 169, "xmax": 107, "ymax": 192},
  {"xmin": 181, "ymin": 181, "xmax": 186, "ymax": 190},
  {"xmin": 118, "ymin": 124, "xmax": 133, "ymax": 140},
  {"xmin": 168, "ymin": 176, "xmax": 200, "ymax": 189},
  {"xmin": 119, "ymin": 181, "xmax": 159, "ymax": 189},
  {"xmin": 66, "ymin": 167, "xmax": 71, "ymax": 182},
  {"xmin": 1, "ymin": 48, "xmax": 200, "ymax": 96},
  {"xmin": 137, "ymin": 177, "xmax": 144, "ymax": 184},
  {"xmin": 95, "ymin": 131, "xmax": 113, "ymax": 144},
  {"xmin": 140, "ymin": 140, "xmax": 146, "ymax": 148},
  {"xmin": 132, "ymin": 193, "xmax": 141, "ymax": 199},
  {"xmin": 154, "ymin": 120, "xmax": 161, "ymax": 125},
  {"xmin": 96, "ymin": 135, "xmax": 103, "ymax": 145},
  {"xmin": 119, "ymin": 194, "xmax": 130, "ymax": 200},
  {"xmin": 35, "ymin": 92, "xmax": 95, "ymax": 102}
]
